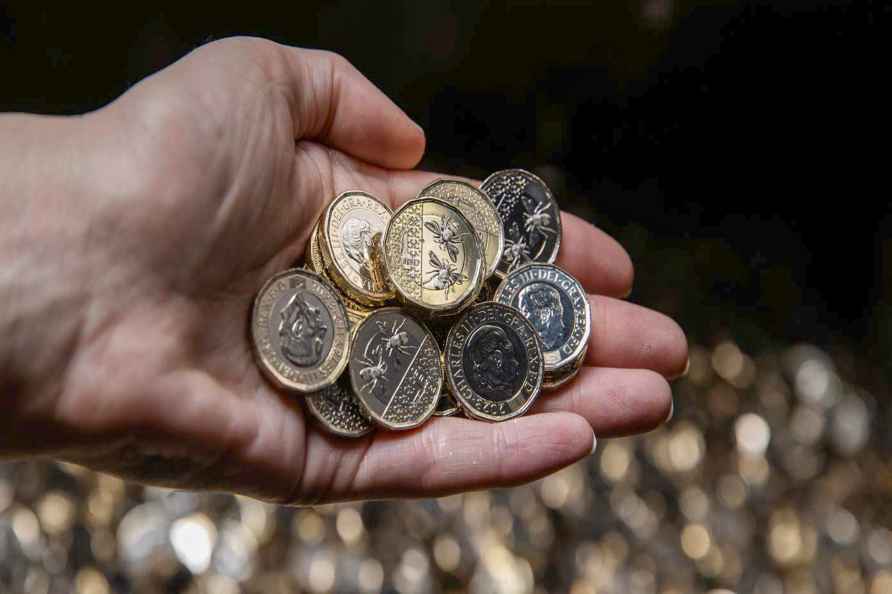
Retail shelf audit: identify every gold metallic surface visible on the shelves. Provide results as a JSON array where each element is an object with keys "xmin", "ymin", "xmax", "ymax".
[
  {"xmin": 319, "ymin": 191, "xmax": 395, "ymax": 306},
  {"xmin": 419, "ymin": 179, "xmax": 504, "ymax": 281},
  {"xmin": 383, "ymin": 197, "xmax": 483, "ymax": 316},
  {"xmin": 251, "ymin": 268, "xmax": 350, "ymax": 393}
]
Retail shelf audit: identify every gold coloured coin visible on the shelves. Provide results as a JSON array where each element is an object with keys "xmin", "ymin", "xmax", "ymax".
[
  {"xmin": 544, "ymin": 347, "xmax": 586, "ymax": 390},
  {"xmin": 306, "ymin": 224, "xmax": 325, "ymax": 274},
  {"xmin": 494, "ymin": 263, "xmax": 591, "ymax": 378},
  {"xmin": 419, "ymin": 179, "xmax": 504, "ymax": 281},
  {"xmin": 319, "ymin": 191, "xmax": 394, "ymax": 306},
  {"xmin": 383, "ymin": 197, "xmax": 483, "ymax": 317},
  {"xmin": 445, "ymin": 302, "xmax": 544, "ymax": 422},
  {"xmin": 251, "ymin": 269, "xmax": 350, "ymax": 393},
  {"xmin": 309, "ymin": 221, "xmax": 374, "ymax": 323},
  {"xmin": 348, "ymin": 308, "xmax": 441, "ymax": 430},
  {"xmin": 305, "ymin": 374, "xmax": 374, "ymax": 438}
]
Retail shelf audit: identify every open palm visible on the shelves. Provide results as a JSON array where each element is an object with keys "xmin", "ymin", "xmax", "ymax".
[{"xmin": 50, "ymin": 38, "xmax": 687, "ymax": 504}]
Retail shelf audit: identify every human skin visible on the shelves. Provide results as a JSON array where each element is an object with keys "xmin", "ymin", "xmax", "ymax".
[{"xmin": 0, "ymin": 38, "xmax": 687, "ymax": 504}]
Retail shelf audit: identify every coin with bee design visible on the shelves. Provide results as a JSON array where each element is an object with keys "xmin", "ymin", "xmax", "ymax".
[
  {"xmin": 252, "ymin": 269, "xmax": 350, "ymax": 393},
  {"xmin": 419, "ymin": 179, "xmax": 504, "ymax": 281},
  {"xmin": 494, "ymin": 264, "xmax": 590, "ymax": 387},
  {"xmin": 319, "ymin": 191, "xmax": 395, "ymax": 306},
  {"xmin": 383, "ymin": 197, "xmax": 483, "ymax": 317},
  {"xmin": 348, "ymin": 308, "xmax": 442, "ymax": 430},
  {"xmin": 481, "ymin": 169, "xmax": 562, "ymax": 278},
  {"xmin": 445, "ymin": 302, "xmax": 544, "ymax": 422},
  {"xmin": 305, "ymin": 374, "xmax": 375, "ymax": 437}
]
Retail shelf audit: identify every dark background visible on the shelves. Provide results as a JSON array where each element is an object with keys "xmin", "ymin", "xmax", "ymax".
[{"xmin": 1, "ymin": 1, "xmax": 889, "ymax": 383}]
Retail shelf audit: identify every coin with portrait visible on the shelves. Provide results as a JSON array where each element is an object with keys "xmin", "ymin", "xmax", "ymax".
[
  {"xmin": 419, "ymin": 179, "xmax": 504, "ymax": 281},
  {"xmin": 383, "ymin": 197, "xmax": 483, "ymax": 316},
  {"xmin": 348, "ymin": 308, "xmax": 442, "ymax": 430},
  {"xmin": 481, "ymin": 169, "xmax": 562, "ymax": 277},
  {"xmin": 494, "ymin": 264, "xmax": 590, "ymax": 379},
  {"xmin": 445, "ymin": 302, "xmax": 544, "ymax": 422},
  {"xmin": 319, "ymin": 191, "xmax": 394, "ymax": 305},
  {"xmin": 251, "ymin": 269, "xmax": 350, "ymax": 393},
  {"xmin": 305, "ymin": 374, "xmax": 374, "ymax": 438}
]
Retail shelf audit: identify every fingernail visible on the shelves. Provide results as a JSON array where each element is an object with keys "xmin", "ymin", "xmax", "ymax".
[
  {"xmin": 681, "ymin": 357, "xmax": 691, "ymax": 377},
  {"xmin": 589, "ymin": 431, "xmax": 598, "ymax": 456},
  {"xmin": 665, "ymin": 398, "xmax": 675, "ymax": 423}
]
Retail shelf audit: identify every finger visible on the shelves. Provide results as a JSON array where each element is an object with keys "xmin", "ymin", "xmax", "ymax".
[
  {"xmin": 555, "ymin": 212, "xmax": 634, "ymax": 297},
  {"xmin": 295, "ymin": 412, "xmax": 594, "ymax": 503},
  {"xmin": 195, "ymin": 38, "xmax": 424, "ymax": 169},
  {"xmin": 532, "ymin": 367, "xmax": 672, "ymax": 437},
  {"xmin": 376, "ymin": 171, "xmax": 634, "ymax": 296},
  {"xmin": 587, "ymin": 295, "xmax": 689, "ymax": 378}
]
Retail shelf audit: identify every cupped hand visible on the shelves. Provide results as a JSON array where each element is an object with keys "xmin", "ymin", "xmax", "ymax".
[{"xmin": 26, "ymin": 38, "xmax": 687, "ymax": 504}]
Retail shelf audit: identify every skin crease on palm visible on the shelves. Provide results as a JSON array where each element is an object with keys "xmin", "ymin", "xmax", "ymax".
[{"xmin": 0, "ymin": 38, "xmax": 688, "ymax": 505}]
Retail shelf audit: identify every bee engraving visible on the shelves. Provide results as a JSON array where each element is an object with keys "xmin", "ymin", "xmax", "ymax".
[
  {"xmin": 357, "ymin": 349, "xmax": 388, "ymax": 395},
  {"xmin": 424, "ymin": 215, "xmax": 469, "ymax": 262},
  {"xmin": 424, "ymin": 251, "xmax": 468, "ymax": 295},
  {"xmin": 502, "ymin": 237, "xmax": 531, "ymax": 272},
  {"xmin": 373, "ymin": 318, "xmax": 415, "ymax": 360},
  {"xmin": 523, "ymin": 201, "xmax": 557, "ymax": 238}
]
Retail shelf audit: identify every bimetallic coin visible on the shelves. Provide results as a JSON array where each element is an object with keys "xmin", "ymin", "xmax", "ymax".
[
  {"xmin": 481, "ymin": 169, "xmax": 562, "ymax": 277},
  {"xmin": 319, "ymin": 191, "xmax": 394, "ymax": 306},
  {"xmin": 445, "ymin": 302, "xmax": 544, "ymax": 422},
  {"xmin": 419, "ymin": 179, "xmax": 504, "ymax": 281},
  {"xmin": 349, "ymin": 308, "xmax": 442, "ymax": 430},
  {"xmin": 306, "ymin": 224, "xmax": 325, "ymax": 274},
  {"xmin": 494, "ymin": 264, "xmax": 591, "ymax": 376},
  {"xmin": 252, "ymin": 269, "xmax": 350, "ymax": 393},
  {"xmin": 305, "ymin": 375, "xmax": 374, "ymax": 437},
  {"xmin": 383, "ymin": 197, "xmax": 483, "ymax": 316},
  {"xmin": 544, "ymin": 347, "xmax": 586, "ymax": 390}
]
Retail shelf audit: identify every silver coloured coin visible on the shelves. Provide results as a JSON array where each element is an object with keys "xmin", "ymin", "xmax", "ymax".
[
  {"xmin": 348, "ymin": 308, "xmax": 442, "ymax": 430},
  {"xmin": 445, "ymin": 302, "xmax": 544, "ymax": 422},
  {"xmin": 481, "ymin": 169, "xmax": 562, "ymax": 278},
  {"xmin": 494, "ymin": 263, "xmax": 590, "ymax": 377},
  {"xmin": 305, "ymin": 374, "xmax": 375, "ymax": 437}
]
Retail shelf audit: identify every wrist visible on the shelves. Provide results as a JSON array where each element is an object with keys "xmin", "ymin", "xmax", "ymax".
[{"xmin": 0, "ymin": 113, "xmax": 105, "ymax": 456}]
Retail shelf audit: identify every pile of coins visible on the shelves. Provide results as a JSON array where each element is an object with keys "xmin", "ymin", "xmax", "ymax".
[{"xmin": 250, "ymin": 170, "xmax": 591, "ymax": 436}]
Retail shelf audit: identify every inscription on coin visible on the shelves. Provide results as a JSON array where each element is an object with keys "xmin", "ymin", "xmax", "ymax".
[
  {"xmin": 305, "ymin": 375, "xmax": 374, "ymax": 438},
  {"xmin": 349, "ymin": 308, "xmax": 441, "ymax": 430},
  {"xmin": 445, "ymin": 303, "xmax": 544, "ymax": 422},
  {"xmin": 481, "ymin": 169, "xmax": 562, "ymax": 277},
  {"xmin": 252, "ymin": 269, "xmax": 350, "ymax": 392},
  {"xmin": 420, "ymin": 179, "xmax": 504, "ymax": 281},
  {"xmin": 494, "ymin": 264, "xmax": 591, "ymax": 372},
  {"xmin": 321, "ymin": 191, "xmax": 394, "ymax": 304},
  {"xmin": 384, "ymin": 198, "xmax": 483, "ymax": 315}
]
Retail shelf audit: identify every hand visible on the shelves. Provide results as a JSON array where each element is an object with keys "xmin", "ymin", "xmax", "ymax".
[{"xmin": 0, "ymin": 38, "xmax": 687, "ymax": 504}]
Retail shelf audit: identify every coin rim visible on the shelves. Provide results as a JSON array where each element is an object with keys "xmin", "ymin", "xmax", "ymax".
[
  {"xmin": 348, "ymin": 306, "xmax": 443, "ymax": 431},
  {"xmin": 444, "ymin": 302, "xmax": 545, "ymax": 422},
  {"xmin": 251, "ymin": 268, "xmax": 351, "ymax": 393},
  {"xmin": 305, "ymin": 376, "xmax": 375, "ymax": 438},
  {"xmin": 383, "ymin": 196, "xmax": 484, "ymax": 315},
  {"xmin": 319, "ymin": 190, "xmax": 395, "ymax": 305},
  {"xmin": 418, "ymin": 178, "xmax": 505, "ymax": 281},
  {"xmin": 481, "ymin": 169, "xmax": 563, "ymax": 279},
  {"xmin": 493, "ymin": 263, "xmax": 591, "ymax": 374}
]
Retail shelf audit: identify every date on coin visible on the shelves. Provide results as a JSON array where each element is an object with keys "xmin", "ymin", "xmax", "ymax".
[
  {"xmin": 481, "ymin": 169, "xmax": 562, "ymax": 277},
  {"xmin": 251, "ymin": 269, "xmax": 351, "ymax": 393},
  {"xmin": 348, "ymin": 308, "xmax": 442, "ymax": 430},
  {"xmin": 445, "ymin": 302, "xmax": 544, "ymax": 422}
]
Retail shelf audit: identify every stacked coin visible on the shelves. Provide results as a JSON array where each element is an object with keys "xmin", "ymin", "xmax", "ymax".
[{"xmin": 251, "ymin": 170, "xmax": 592, "ymax": 436}]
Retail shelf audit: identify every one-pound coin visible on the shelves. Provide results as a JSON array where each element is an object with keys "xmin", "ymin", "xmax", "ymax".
[
  {"xmin": 494, "ymin": 264, "xmax": 590, "ymax": 384},
  {"xmin": 252, "ymin": 269, "xmax": 350, "ymax": 393},
  {"xmin": 305, "ymin": 374, "xmax": 374, "ymax": 438},
  {"xmin": 348, "ymin": 308, "xmax": 442, "ymax": 430},
  {"xmin": 309, "ymin": 221, "xmax": 375, "ymax": 324},
  {"xmin": 445, "ymin": 302, "xmax": 544, "ymax": 422},
  {"xmin": 419, "ymin": 179, "xmax": 504, "ymax": 281},
  {"xmin": 481, "ymin": 169, "xmax": 562, "ymax": 278},
  {"xmin": 383, "ymin": 197, "xmax": 483, "ymax": 317},
  {"xmin": 319, "ymin": 191, "xmax": 394, "ymax": 306}
]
